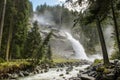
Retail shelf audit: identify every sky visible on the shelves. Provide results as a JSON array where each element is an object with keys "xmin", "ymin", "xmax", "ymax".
[{"xmin": 29, "ymin": 0, "xmax": 65, "ymax": 11}]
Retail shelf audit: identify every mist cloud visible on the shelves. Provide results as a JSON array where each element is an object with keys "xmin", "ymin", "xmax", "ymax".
[{"xmin": 32, "ymin": 11, "xmax": 55, "ymax": 26}]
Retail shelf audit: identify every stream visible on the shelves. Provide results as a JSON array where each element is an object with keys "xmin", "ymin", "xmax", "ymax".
[{"xmin": 18, "ymin": 65, "xmax": 89, "ymax": 80}]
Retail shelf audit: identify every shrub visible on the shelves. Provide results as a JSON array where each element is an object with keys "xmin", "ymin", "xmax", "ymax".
[{"xmin": 0, "ymin": 58, "xmax": 5, "ymax": 63}]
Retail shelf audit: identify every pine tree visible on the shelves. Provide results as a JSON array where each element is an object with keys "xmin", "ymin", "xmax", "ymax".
[
  {"xmin": 0, "ymin": 0, "xmax": 7, "ymax": 50},
  {"xmin": 37, "ymin": 31, "xmax": 52, "ymax": 61},
  {"xmin": 68, "ymin": 0, "xmax": 110, "ymax": 66},
  {"xmin": 0, "ymin": 0, "xmax": 32, "ymax": 60},
  {"xmin": 24, "ymin": 21, "xmax": 41, "ymax": 59},
  {"xmin": 47, "ymin": 45, "xmax": 52, "ymax": 61},
  {"xmin": 10, "ymin": 0, "xmax": 32, "ymax": 59}
]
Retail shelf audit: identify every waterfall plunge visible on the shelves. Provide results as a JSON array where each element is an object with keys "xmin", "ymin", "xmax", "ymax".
[{"xmin": 65, "ymin": 32, "xmax": 88, "ymax": 60}]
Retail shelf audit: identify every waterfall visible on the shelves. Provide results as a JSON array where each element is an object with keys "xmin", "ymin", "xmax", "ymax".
[{"xmin": 65, "ymin": 32, "xmax": 88, "ymax": 60}]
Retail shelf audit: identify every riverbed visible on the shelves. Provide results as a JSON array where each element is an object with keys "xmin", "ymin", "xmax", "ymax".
[{"xmin": 18, "ymin": 65, "xmax": 89, "ymax": 80}]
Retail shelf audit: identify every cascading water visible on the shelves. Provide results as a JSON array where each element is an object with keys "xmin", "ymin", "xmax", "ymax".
[{"xmin": 65, "ymin": 32, "xmax": 88, "ymax": 60}]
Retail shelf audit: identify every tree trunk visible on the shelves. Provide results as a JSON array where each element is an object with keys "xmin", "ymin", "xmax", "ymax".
[
  {"xmin": 0, "ymin": 0, "xmax": 7, "ymax": 50},
  {"xmin": 111, "ymin": 0, "xmax": 120, "ymax": 53},
  {"xmin": 96, "ymin": 17, "xmax": 110, "ymax": 66},
  {"xmin": 6, "ymin": 17, "xmax": 13, "ymax": 62}
]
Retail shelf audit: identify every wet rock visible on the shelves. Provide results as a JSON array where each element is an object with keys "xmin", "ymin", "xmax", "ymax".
[
  {"xmin": 82, "ymin": 70, "xmax": 90, "ymax": 74},
  {"xmin": 102, "ymin": 73, "xmax": 115, "ymax": 80},
  {"xmin": 7, "ymin": 73, "xmax": 12, "ymax": 77},
  {"xmin": 53, "ymin": 77, "xmax": 55, "ymax": 79},
  {"xmin": 44, "ymin": 69, "xmax": 49, "ymax": 73},
  {"xmin": 115, "ymin": 61, "xmax": 120, "ymax": 77},
  {"xmin": 66, "ymin": 71, "xmax": 69, "ymax": 74},
  {"xmin": 19, "ymin": 71, "xmax": 24, "ymax": 77},
  {"xmin": 77, "ymin": 73, "xmax": 81, "ymax": 78},
  {"xmin": 66, "ymin": 66, "xmax": 73, "ymax": 72},
  {"xmin": 11, "ymin": 73, "xmax": 18, "ymax": 79},
  {"xmin": 79, "ymin": 70, "xmax": 84, "ymax": 73},
  {"xmin": 40, "ymin": 70, "xmax": 44, "ymax": 73},
  {"xmin": 59, "ymin": 74, "xmax": 64, "ymax": 76},
  {"xmin": 117, "ymin": 77, "xmax": 120, "ymax": 80},
  {"xmin": 69, "ymin": 77, "xmax": 81, "ymax": 80},
  {"xmin": 33, "ymin": 71, "xmax": 38, "ymax": 74},
  {"xmin": 95, "ymin": 72, "xmax": 103, "ymax": 80},
  {"xmin": 7, "ymin": 73, "xmax": 12, "ymax": 79},
  {"xmin": 35, "ymin": 66, "xmax": 41, "ymax": 73},
  {"xmin": 56, "ymin": 69, "xmax": 59, "ymax": 72},
  {"xmin": 114, "ymin": 59, "xmax": 119, "ymax": 65},
  {"xmin": 88, "ymin": 71, "xmax": 97, "ymax": 77},
  {"xmin": 60, "ymin": 68, "xmax": 63, "ymax": 71},
  {"xmin": 81, "ymin": 74, "xmax": 95, "ymax": 80},
  {"xmin": 29, "ymin": 72, "xmax": 34, "ymax": 76},
  {"xmin": 75, "ymin": 63, "xmax": 79, "ymax": 67},
  {"xmin": 23, "ymin": 71, "xmax": 29, "ymax": 76},
  {"xmin": 63, "ymin": 77, "xmax": 66, "ymax": 79},
  {"xmin": 45, "ymin": 64, "xmax": 50, "ymax": 69},
  {"xmin": 35, "ymin": 66, "xmax": 41, "ymax": 70},
  {"xmin": 116, "ymin": 61, "xmax": 120, "ymax": 67}
]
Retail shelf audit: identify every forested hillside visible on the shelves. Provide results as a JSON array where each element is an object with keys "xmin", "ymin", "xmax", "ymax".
[
  {"xmin": 34, "ymin": 4, "xmax": 100, "ymax": 55},
  {"xmin": 0, "ymin": 0, "xmax": 32, "ymax": 61},
  {"xmin": 0, "ymin": 1, "xmax": 53, "ymax": 62}
]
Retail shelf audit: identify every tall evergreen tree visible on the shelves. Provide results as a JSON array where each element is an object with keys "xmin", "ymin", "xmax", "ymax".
[
  {"xmin": 0, "ymin": 0, "xmax": 32, "ymax": 60},
  {"xmin": 47, "ymin": 45, "xmax": 52, "ymax": 61},
  {"xmin": 24, "ymin": 21, "xmax": 41, "ymax": 59},
  {"xmin": 6, "ymin": 2, "xmax": 16, "ymax": 61},
  {"xmin": 37, "ymin": 31, "xmax": 52, "ymax": 60},
  {"xmin": 10, "ymin": 0, "xmax": 32, "ymax": 59},
  {"xmin": 0, "ymin": 0, "xmax": 7, "ymax": 50},
  {"xmin": 68, "ymin": 0, "xmax": 110, "ymax": 66},
  {"xmin": 110, "ymin": 0, "xmax": 120, "ymax": 54}
]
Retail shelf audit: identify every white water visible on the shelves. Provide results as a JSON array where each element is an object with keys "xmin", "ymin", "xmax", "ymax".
[
  {"xmin": 65, "ymin": 32, "xmax": 88, "ymax": 60},
  {"xmin": 18, "ymin": 31, "xmax": 99, "ymax": 80},
  {"xmin": 18, "ymin": 65, "xmax": 89, "ymax": 80}
]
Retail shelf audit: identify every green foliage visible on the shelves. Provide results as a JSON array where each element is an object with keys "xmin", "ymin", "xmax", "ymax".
[
  {"xmin": 24, "ymin": 21, "xmax": 41, "ymax": 58},
  {"xmin": 24, "ymin": 22, "xmax": 53, "ymax": 63},
  {"xmin": 12, "ymin": 45, "xmax": 21, "ymax": 59},
  {"xmin": 0, "ymin": 61, "xmax": 31, "ymax": 72},
  {"xmin": 0, "ymin": 0, "xmax": 119, "ymax": 64},
  {"xmin": 96, "ymin": 66, "xmax": 111, "ymax": 74},
  {"xmin": 93, "ymin": 59, "xmax": 103, "ymax": 65},
  {"xmin": 0, "ymin": 58, "xmax": 5, "ymax": 63},
  {"xmin": 103, "ymin": 68, "xmax": 111, "ymax": 74},
  {"xmin": 10, "ymin": 0, "xmax": 32, "ymax": 59},
  {"xmin": 111, "ymin": 51, "xmax": 120, "ymax": 59},
  {"xmin": 53, "ymin": 58, "xmax": 79, "ymax": 64},
  {"xmin": 37, "ymin": 31, "xmax": 53, "ymax": 60},
  {"xmin": 0, "ymin": 0, "xmax": 4, "ymax": 20},
  {"xmin": 0, "ymin": 0, "xmax": 32, "ymax": 60},
  {"xmin": 36, "ymin": 4, "xmax": 75, "ymax": 28},
  {"xmin": 96, "ymin": 66, "xmax": 105, "ymax": 72},
  {"xmin": 47, "ymin": 45, "xmax": 52, "ymax": 60}
]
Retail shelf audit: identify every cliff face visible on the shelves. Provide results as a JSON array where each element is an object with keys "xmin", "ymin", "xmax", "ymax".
[{"xmin": 40, "ymin": 26, "xmax": 75, "ymax": 59}]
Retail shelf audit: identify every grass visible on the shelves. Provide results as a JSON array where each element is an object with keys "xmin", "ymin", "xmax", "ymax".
[
  {"xmin": 53, "ymin": 57, "xmax": 80, "ymax": 63},
  {"xmin": 93, "ymin": 59, "xmax": 103, "ymax": 66},
  {"xmin": 0, "ymin": 60, "xmax": 31, "ymax": 71},
  {"xmin": 52, "ymin": 53, "xmax": 80, "ymax": 63},
  {"xmin": 0, "ymin": 54, "xmax": 80, "ymax": 72}
]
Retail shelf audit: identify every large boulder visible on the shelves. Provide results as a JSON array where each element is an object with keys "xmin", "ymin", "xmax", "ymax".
[
  {"xmin": 69, "ymin": 77, "xmax": 81, "ymax": 80},
  {"xmin": 81, "ymin": 74, "xmax": 95, "ymax": 80}
]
